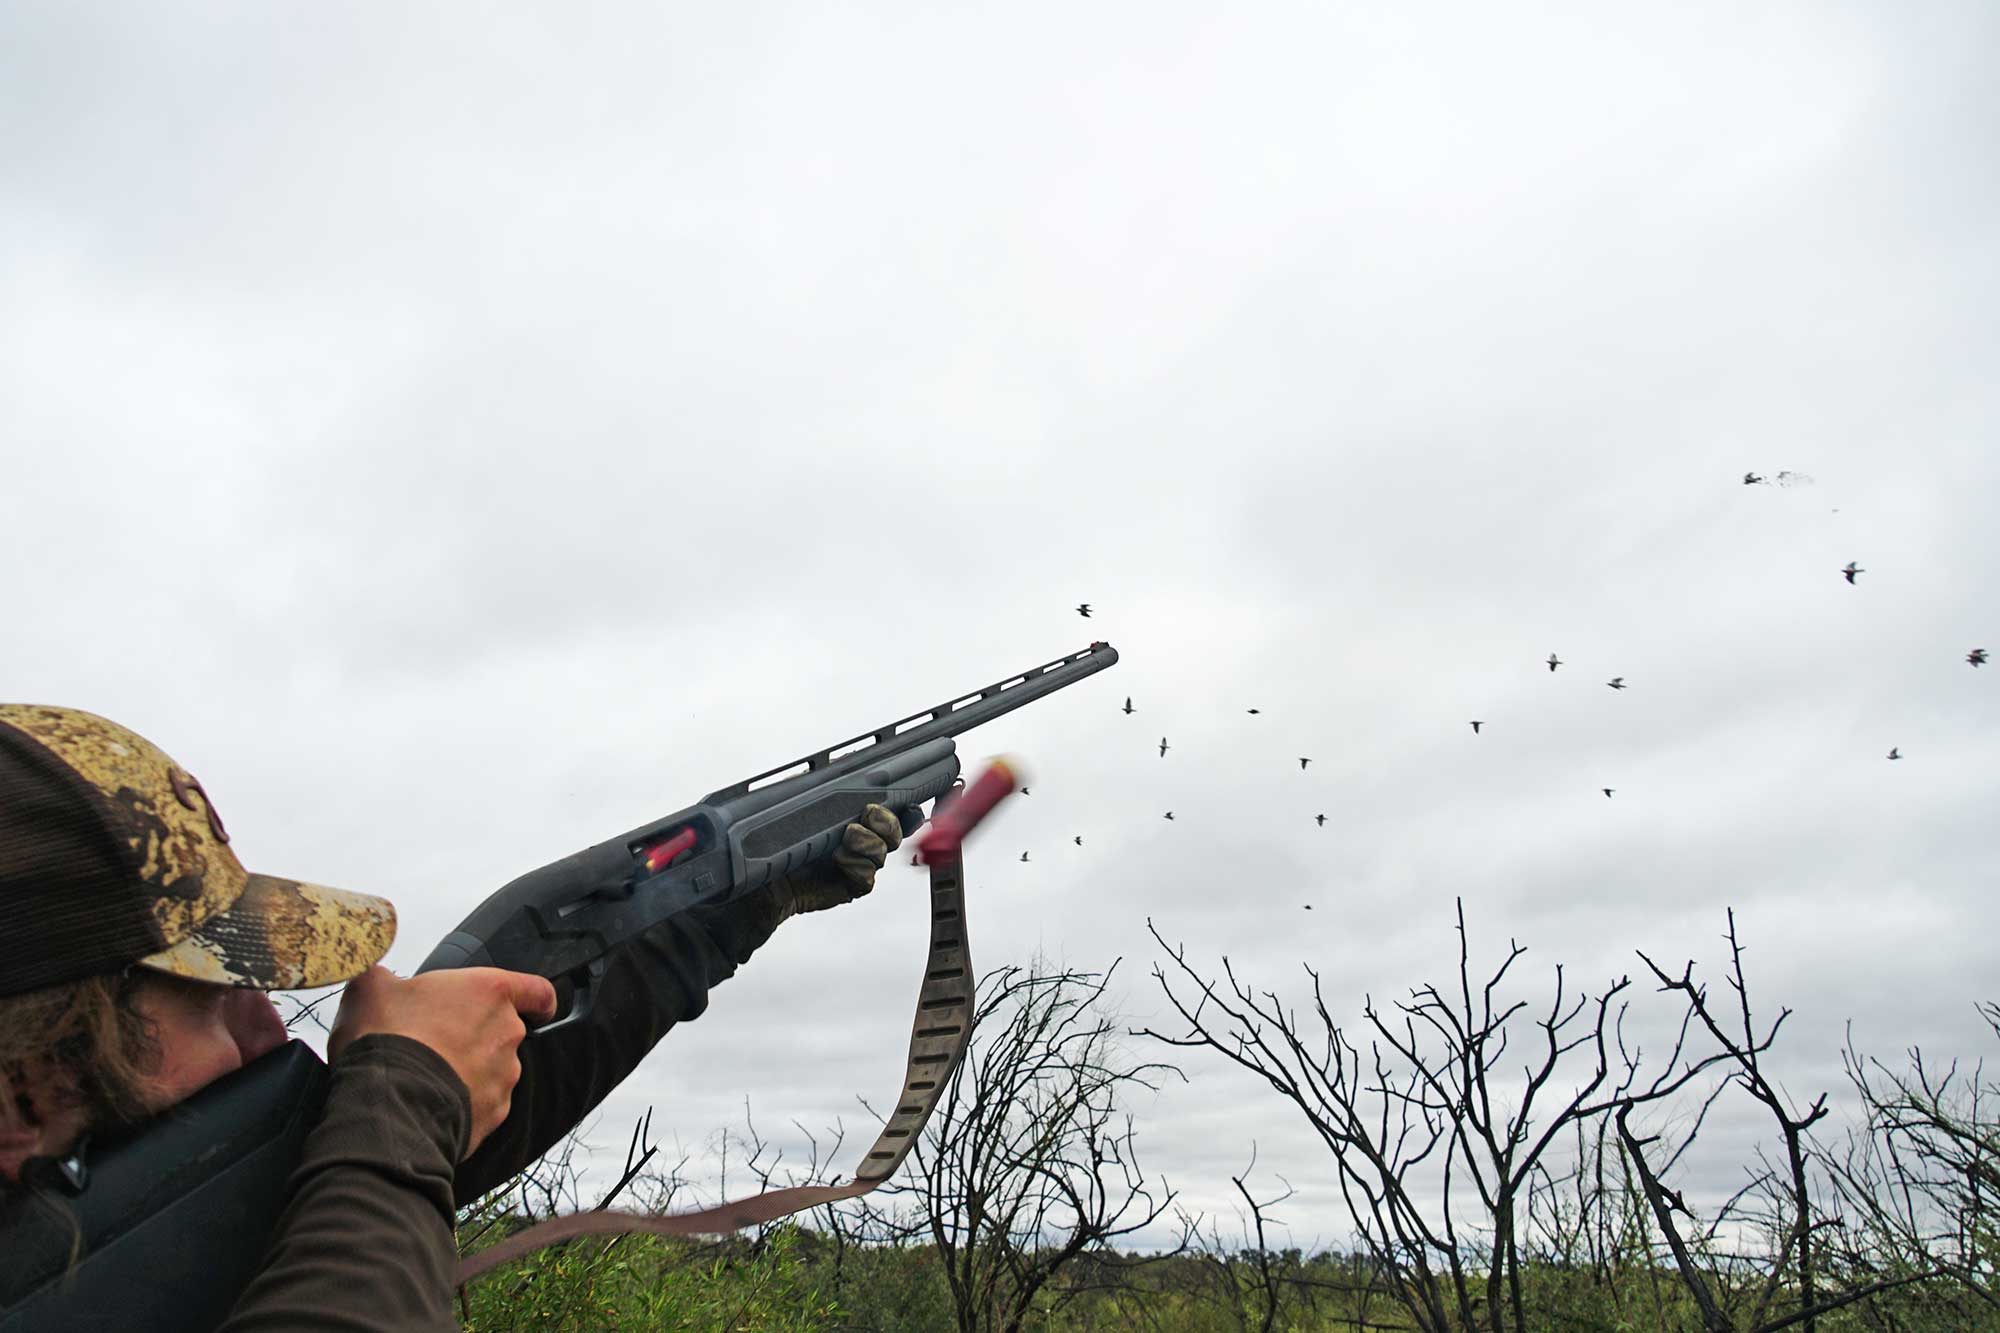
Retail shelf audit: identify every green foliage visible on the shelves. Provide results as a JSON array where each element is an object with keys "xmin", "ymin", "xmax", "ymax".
[
  {"xmin": 459, "ymin": 1223, "xmax": 841, "ymax": 1332},
  {"xmin": 813, "ymin": 1239, "xmax": 956, "ymax": 1332},
  {"xmin": 458, "ymin": 1232, "xmax": 2000, "ymax": 1332}
]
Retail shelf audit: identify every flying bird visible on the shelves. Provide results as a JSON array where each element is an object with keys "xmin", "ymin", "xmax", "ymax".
[
  {"xmin": 1602, "ymin": 788, "xmax": 1615, "ymax": 798},
  {"xmin": 1076, "ymin": 603, "xmax": 1092, "ymax": 618},
  {"xmin": 1019, "ymin": 787, "xmax": 1030, "ymax": 796},
  {"xmin": 1315, "ymin": 813, "xmax": 1326, "ymax": 826},
  {"xmin": 1303, "ymin": 904, "xmax": 1314, "ymax": 911},
  {"xmin": 1163, "ymin": 811, "xmax": 1175, "ymax": 820},
  {"xmin": 1887, "ymin": 747, "xmax": 1902, "ymax": 760},
  {"xmin": 1470, "ymin": 721, "xmax": 1483, "ymax": 734},
  {"xmin": 1843, "ymin": 562, "xmax": 1864, "ymax": 584},
  {"xmin": 1298, "ymin": 757, "xmax": 1311, "ymax": 770},
  {"xmin": 1074, "ymin": 835, "xmax": 1083, "ymax": 846},
  {"xmin": 1246, "ymin": 708, "xmax": 1262, "ymax": 715},
  {"xmin": 1122, "ymin": 696, "xmax": 1135, "ymax": 714},
  {"xmin": 1020, "ymin": 851, "xmax": 1030, "ymax": 862},
  {"xmin": 1744, "ymin": 472, "xmax": 1765, "ymax": 485},
  {"xmin": 1547, "ymin": 654, "xmax": 1562, "ymax": 672},
  {"xmin": 1969, "ymin": 649, "xmax": 1988, "ymax": 667},
  {"xmin": 1607, "ymin": 677, "xmax": 1626, "ymax": 690},
  {"xmin": 1158, "ymin": 737, "xmax": 1170, "ymax": 757}
]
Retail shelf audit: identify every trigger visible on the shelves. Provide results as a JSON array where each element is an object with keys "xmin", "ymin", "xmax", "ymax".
[{"xmin": 530, "ymin": 958, "xmax": 605, "ymax": 1037}]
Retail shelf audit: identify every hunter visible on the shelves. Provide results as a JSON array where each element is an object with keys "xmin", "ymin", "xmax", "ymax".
[{"xmin": 0, "ymin": 704, "xmax": 901, "ymax": 1330}]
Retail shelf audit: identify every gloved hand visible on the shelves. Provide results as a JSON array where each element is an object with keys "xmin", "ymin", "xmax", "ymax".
[{"xmin": 772, "ymin": 802, "xmax": 909, "ymax": 921}]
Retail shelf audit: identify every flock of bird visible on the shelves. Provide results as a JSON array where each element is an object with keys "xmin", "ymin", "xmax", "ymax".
[{"xmin": 1038, "ymin": 477, "xmax": 1986, "ymax": 871}]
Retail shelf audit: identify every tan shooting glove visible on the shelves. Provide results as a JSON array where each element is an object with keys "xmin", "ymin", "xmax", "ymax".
[{"xmin": 772, "ymin": 802, "xmax": 908, "ymax": 920}]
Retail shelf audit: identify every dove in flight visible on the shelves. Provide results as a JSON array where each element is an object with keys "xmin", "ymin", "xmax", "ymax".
[
  {"xmin": 1843, "ymin": 562, "xmax": 1864, "ymax": 585},
  {"xmin": 1602, "ymin": 788, "xmax": 1615, "ymax": 798},
  {"xmin": 1076, "ymin": 603, "xmax": 1092, "ymax": 617},
  {"xmin": 1158, "ymin": 737, "xmax": 1170, "ymax": 757},
  {"xmin": 1074, "ymin": 835, "xmax": 1083, "ymax": 846},
  {"xmin": 1122, "ymin": 696, "xmax": 1135, "ymax": 714},
  {"xmin": 1744, "ymin": 472, "xmax": 1765, "ymax": 485},
  {"xmin": 1547, "ymin": 654, "xmax": 1562, "ymax": 672},
  {"xmin": 1470, "ymin": 721, "xmax": 1483, "ymax": 734},
  {"xmin": 1315, "ymin": 813, "xmax": 1327, "ymax": 826},
  {"xmin": 1020, "ymin": 851, "xmax": 1030, "ymax": 862},
  {"xmin": 1607, "ymin": 677, "xmax": 1626, "ymax": 690},
  {"xmin": 1888, "ymin": 747, "xmax": 1902, "ymax": 760},
  {"xmin": 1298, "ymin": 757, "xmax": 1311, "ymax": 770},
  {"xmin": 1969, "ymin": 649, "xmax": 1988, "ymax": 667},
  {"xmin": 1163, "ymin": 811, "xmax": 1175, "ymax": 820}
]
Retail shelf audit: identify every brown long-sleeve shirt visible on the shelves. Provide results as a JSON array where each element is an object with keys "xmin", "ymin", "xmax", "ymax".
[
  {"xmin": 217, "ymin": 1034, "xmax": 469, "ymax": 1332},
  {"xmin": 212, "ymin": 887, "xmax": 787, "ymax": 1330}
]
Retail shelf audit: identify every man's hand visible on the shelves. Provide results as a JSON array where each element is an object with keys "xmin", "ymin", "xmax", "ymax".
[
  {"xmin": 328, "ymin": 965, "xmax": 558, "ymax": 1159},
  {"xmin": 777, "ymin": 802, "xmax": 907, "ymax": 918}
]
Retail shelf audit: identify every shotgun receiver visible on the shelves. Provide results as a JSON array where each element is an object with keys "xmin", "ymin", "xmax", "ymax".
[{"xmin": 1, "ymin": 641, "xmax": 1119, "ymax": 1332}]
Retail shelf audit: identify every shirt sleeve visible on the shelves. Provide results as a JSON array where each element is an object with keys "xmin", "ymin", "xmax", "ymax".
[
  {"xmin": 450, "ymin": 885, "xmax": 787, "ymax": 1205},
  {"xmin": 218, "ymin": 1033, "xmax": 471, "ymax": 1333}
]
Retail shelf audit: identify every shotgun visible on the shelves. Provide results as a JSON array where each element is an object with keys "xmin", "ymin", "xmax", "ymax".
[{"xmin": 0, "ymin": 642, "xmax": 1119, "ymax": 1332}]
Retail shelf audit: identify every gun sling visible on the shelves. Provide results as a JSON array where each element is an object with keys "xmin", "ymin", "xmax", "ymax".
[{"xmin": 454, "ymin": 831, "xmax": 978, "ymax": 1287}]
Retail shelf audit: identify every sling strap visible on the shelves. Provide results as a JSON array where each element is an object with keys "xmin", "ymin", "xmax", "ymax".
[{"xmin": 455, "ymin": 841, "xmax": 975, "ymax": 1287}]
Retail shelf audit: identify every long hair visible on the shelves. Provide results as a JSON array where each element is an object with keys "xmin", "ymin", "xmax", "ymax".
[
  {"xmin": 1, "ymin": 969, "xmax": 165, "ymax": 1272},
  {"xmin": 1, "ymin": 969, "xmax": 162, "ymax": 1166}
]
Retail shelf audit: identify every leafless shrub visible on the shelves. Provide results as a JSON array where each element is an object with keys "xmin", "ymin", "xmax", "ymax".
[
  {"xmin": 1146, "ymin": 899, "xmax": 1720, "ymax": 1333},
  {"xmin": 879, "ymin": 958, "xmax": 1192, "ymax": 1333},
  {"xmin": 1615, "ymin": 910, "xmax": 1953, "ymax": 1331}
]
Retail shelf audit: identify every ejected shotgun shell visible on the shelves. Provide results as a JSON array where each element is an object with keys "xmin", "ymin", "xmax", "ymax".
[{"xmin": 915, "ymin": 757, "xmax": 1022, "ymax": 864}]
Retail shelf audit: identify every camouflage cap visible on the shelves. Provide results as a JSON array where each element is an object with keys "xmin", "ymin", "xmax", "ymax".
[{"xmin": 0, "ymin": 705, "xmax": 395, "ymax": 997}]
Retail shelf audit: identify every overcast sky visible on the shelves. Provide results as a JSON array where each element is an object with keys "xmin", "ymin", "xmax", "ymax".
[{"xmin": 4, "ymin": 1, "xmax": 1996, "ymax": 1252}]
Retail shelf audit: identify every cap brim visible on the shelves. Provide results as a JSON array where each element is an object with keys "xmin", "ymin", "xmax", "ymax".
[{"xmin": 134, "ymin": 873, "xmax": 396, "ymax": 990}]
